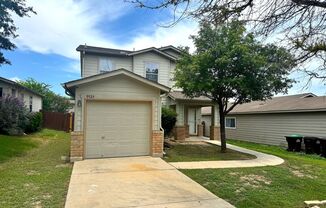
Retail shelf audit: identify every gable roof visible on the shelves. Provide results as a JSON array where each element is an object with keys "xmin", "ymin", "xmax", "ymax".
[
  {"xmin": 201, "ymin": 93, "xmax": 326, "ymax": 115},
  {"xmin": 0, "ymin": 77, "xmax": 42, "ymax": 97},
  {"xmin": 63, "ymin": 68, "xmax": 170, "ymax": 96},
  {"xmin": 158, "ymin": 45, "xmax": 182, "ymax": 53},
  {"xmin": 128, "ymin": 47, "xmax": 177, "ymax": 60},
  {"xmin": 76, "ymin": 45, "xmax": 177, "ymax": 61},
  {"xmin": 168, "ymin": 91, "xmax": 212, "ymax": 102}
]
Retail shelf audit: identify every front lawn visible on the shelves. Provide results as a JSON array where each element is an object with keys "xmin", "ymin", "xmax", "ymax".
[
  {"xmin": 181, "ymin": 139, "xmax": 326, "ymax": 208},
  {"xmin": 164, "ymin": 142, "xmax": 256, "ymax": 162},
  {"xmin": 0, "ymin": 129, "xmax": 72, "ymax": 208}
]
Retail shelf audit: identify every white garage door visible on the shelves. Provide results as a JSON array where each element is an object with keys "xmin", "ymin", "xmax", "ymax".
[{"xmin": 85, "ymin": 101, "xmax": 151, "ymax": 158}]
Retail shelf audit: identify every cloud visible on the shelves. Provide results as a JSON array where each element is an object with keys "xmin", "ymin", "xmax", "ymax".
[
  {"xmin": 12, "ymin": 0, "xmax": 198, "ymax": 60},
  {"xmin": 13, "ymin": 0, "xmax": 130, "ymax": 60},
  {"xmin": 9, "ymin": 77, "xmax": 21, "ymax": 82},
  {"xmin": 124, "ymin": 21, "xmax": 198, "ymax": 52}
]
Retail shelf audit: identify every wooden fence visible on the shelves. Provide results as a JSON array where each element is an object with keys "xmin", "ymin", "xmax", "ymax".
[{"xmin": 42, "ymin": 111, "xmax": 74, "ymax": 132}]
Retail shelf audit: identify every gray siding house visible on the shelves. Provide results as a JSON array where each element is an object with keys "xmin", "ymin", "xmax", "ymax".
[{"xmin": 202, "ymin": 93, "xmax": 326, "ymax": 146}]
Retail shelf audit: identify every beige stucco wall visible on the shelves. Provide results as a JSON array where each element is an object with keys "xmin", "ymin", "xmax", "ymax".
[
  {"xmin": 83, "ymin": 54, "xmax": 133, "ymax": 77},
  {"xmin": 81, "ymin": 52, "xmax": 176, "ymax": 88},
  {"xmin": 73, "ymin": 74, "xmax": 161, "ymax": 132},
  {"xmin": 226, "ymin": 112, "xmax": 326, "ymax": 146}
]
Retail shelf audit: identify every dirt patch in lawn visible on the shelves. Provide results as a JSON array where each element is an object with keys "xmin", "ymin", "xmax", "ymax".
[{"xmin": 240, "ymin": 174, "xmax": 272, "ymax": 188}]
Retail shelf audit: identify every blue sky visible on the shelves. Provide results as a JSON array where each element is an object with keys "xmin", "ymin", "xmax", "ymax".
[{"xmin": 0, "ymin": 0, "xmax": 325, "ymax": 96}]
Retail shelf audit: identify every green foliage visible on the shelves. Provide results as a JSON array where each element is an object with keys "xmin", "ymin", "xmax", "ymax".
[
  {"xmin": 176, "ymin": 21, "xmax": 295, "ymax": 102},
  {"xmin": 18, "ymin": 78, "xmax": 73, "ymax": 112},
  {"xmin": 25, "ymin": 112, "xmax": 42, "ymax": 133},
  {"xmin": 0, "ymin": 95, "xmax": 29, "ymax": 135},
  {"xmin": 161, "ymin": 106, "xmax": 177, "ymax": 137},
  {"xmin": 175, "ymin": 20, "xmax": 296, "ymax": 151},
  {"xmin": 0, "ymin": 0, "xmax": 35, "ymax": 66}
]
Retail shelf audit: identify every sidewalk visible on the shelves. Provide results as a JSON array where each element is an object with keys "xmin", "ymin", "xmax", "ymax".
[{"xmin": 169, "ymin": 140, "xmax": 284, "ymax": 169}]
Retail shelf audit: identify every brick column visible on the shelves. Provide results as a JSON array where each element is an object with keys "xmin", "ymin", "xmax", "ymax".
[
  {"xmin": 185, "ymin": 125, "xmax": 189, "ymax": 138},
  {"xmin": 210, "ymin": 126, "xmax": 221, "ymax": 140},
  {"xmin": 197, "ymin": 124, "xmax": 203, "ymax": 137},
  {"xmin": 70, "ymin": 131, "xmax": 84, "ymax": 162},
  {"xmin": 174, "ymin": 126, "xmax": 186, "ymax": 140},
  {"xmin": 152, "ymin": 130, "xmax": 164, "ymax": 157}
]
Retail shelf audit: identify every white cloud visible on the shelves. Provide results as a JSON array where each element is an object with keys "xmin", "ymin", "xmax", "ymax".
[
  {"xmin": 125, "ymin": 21, "xmax": 197, "ymax": 51},
  {"xmin": 13, "ymin": 0, "xmax": 130, "ymax": 60},
  {"xmin": 12, "ymin": 0, "xmax": 198, "ymax": 60},
  {"xmin": 9, "ymin": 77, "xmax": 21, "ymax": 82}
]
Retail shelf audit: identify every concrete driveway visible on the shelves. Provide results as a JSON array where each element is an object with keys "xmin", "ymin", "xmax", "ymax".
[{"xmin": 65, "ymin": 156, "xmax": 234, "ymax": 208}]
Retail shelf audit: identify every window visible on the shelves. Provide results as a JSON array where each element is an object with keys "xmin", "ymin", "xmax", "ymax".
[
  {"xmin": 0, "ymin": 87, "xmax": 2, "ymax": 97},
  {"xmin": 29, "ymin": 96, "xmax": 33, "ymax": 112},
  {"xmin": 20, "ymin": 93, "xmax": 24, "ymax": 101},
  {"xmin": 99, "ymin": 58, "xmax": 113, "ymax": 73},
  {"xmin": 225, "ymin": 117, "xmax": 236, "ymax": 129},
  {"xmin": 11, "ymin": 89, "xmax": 16, "ymax": 97},
  {"xmin": 145, "ymin": 62, "xmax": 159, "ymax": 82}
]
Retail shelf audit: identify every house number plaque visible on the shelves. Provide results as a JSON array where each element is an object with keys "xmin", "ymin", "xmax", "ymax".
[{"xmin": 86, "ymin": 95, "xmax": 95, "ymax": 99}]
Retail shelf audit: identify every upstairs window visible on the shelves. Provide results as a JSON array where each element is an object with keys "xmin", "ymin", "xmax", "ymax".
[
  {"xmin": 99, "ymin": 58, "xmax": 113, "ymax": 73},
  {"xmin": 0, "ymin": 87, "xmax": 2, "ymax": 97},
  {"xmin": 225, "ymin": 117, "xmax": 236, "ymax": 129},
  {"xmin": 145, "ymin": 62, "xmax": 159, "ymax": 82}
]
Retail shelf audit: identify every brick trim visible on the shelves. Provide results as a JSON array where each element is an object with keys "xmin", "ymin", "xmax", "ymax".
[
  {"xmin": 70, "ymin": 131, "xmax": 84, "ymax": 162},
  {"xmin": 210, "ymin": 126, "xmax": 221, "ymax": 140},
  {"xmin": 174, "ymin": 125, "xmax": 186, "ymax": 140},
  {"xmin": 152, "ymin": 130, "xmax": 163, "ymax": 157}
]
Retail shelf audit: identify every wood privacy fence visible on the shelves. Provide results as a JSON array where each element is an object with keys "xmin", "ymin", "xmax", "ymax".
[{"xmin": 42, "ymin": 111, "xmax": 74, "ymax": 132}]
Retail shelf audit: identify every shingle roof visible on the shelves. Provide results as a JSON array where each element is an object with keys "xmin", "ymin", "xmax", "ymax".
[
  {"xmin": 76, "ymin": 45, "xmax": 177, "ymax": 60},
  {"xmin": 168, "ymin": 91, "xmax": 212, "ymax": 102},
  {"xmin": 201, "ymin": 93, "xmax": 326, "ymax": 115},
  {"xmin": 0, "ymin": 77, "xmax": 43, "ymax": 97}
]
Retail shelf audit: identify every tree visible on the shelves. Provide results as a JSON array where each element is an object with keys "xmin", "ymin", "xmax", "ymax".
[
  {"xmin": 174, "ymin": 21, "xmax": 295, "ymax": 152},
  {"xmin": 18, "ymin": 78, "xmax": 72, "ymax": 113},
  {"xmin": 0, "ymin": 0, "xmax": 35, "ymax": 66},
  {"xmin": 129, "ymin": 0, "xmax": 326, "ymax": 81}
]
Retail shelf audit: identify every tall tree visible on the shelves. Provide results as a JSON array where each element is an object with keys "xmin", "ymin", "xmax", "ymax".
[
  {"xmin": 129, "ymin": 0, "xmax": 326, "ymax": 82},
  {"xmin": 174, "ymin": 21, "xmax": 295, "ymax": 152},
  {"xmin": 18, "ymin": 78, "xmax": 72, "ymax": 113},
  {"xmin": 0, "ymin": 0, "xmax": 35, "ymax": 66}
]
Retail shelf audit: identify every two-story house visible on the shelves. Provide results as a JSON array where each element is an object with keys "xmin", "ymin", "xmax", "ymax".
[
  {"xmin": 63, "ymin": 45, "xmax": 219, "ymax": 161},
  {"xmin": 0, "ymin": 77, "xmax": 42, "ymax": 112}
]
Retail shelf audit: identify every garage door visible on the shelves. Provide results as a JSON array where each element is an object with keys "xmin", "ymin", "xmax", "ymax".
[{"xmin": 85, "ymin": 101, "xmax": 151, "ymax": 158}]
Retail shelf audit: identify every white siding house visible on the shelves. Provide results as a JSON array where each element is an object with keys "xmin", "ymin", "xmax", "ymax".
[{"xmin": 0, "ymin": 77, "xmax": 42, "ymax": 112}]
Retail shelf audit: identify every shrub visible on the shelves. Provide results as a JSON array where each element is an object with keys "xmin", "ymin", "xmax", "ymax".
[
  {"xmin": 0, "ymin": 95, "xmax": 29, "ymax": 135},
  {"xmin": 161, "ymin": 106, "xmax": 177, "ymax": 137},
  {"xmin": 25, "ymin": 112, "xmax": 43, "ymax": 133}
]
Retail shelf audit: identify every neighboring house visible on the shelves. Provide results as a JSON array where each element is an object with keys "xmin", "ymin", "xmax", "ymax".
[
  {"xmin": 202, "ymin": 93, "xmax": 326, "ymax": 146},
  {"xmin": 63, "ymin": 45, "xmax": 219, "ymax": 161},
  {"xmin": 0, "ymin": 77, "xmax": 42, "ymax": 112}
]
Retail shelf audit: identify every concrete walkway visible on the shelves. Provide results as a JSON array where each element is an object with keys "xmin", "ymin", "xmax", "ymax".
[
  {"xmin": 169, "ymin": 140, "xmax": 284, "ymax": 169},
  {"xmin": 65, "ymin": 156, "xmax": 234, "ymax": 208}
]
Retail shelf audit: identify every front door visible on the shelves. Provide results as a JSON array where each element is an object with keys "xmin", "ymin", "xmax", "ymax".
[{"xmin": 188, "ymin": 108, "xmax": 197, "ymax": 135}]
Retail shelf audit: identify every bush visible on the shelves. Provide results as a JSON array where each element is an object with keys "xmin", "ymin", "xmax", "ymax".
[
  {"xmin": 161, "ymin": 106, "xmax": 177, "ymax": 137},
  {"xmin": 25, "ymin": 112, "xmax": 43, "ymax": 133},
  {"xmin": 0, "ymin": 95, "xmax": 29, "ymax": 135}
]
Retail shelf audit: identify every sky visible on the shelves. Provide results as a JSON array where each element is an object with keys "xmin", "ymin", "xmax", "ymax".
[{"xmin": 0, "ymin": 0, "xmax": 325, "ymax": 96}]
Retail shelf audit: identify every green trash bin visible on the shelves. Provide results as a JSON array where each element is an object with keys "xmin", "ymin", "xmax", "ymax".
[{"xmin": 285, "ymin": 134, "xmax": 303, "ymax": 152}]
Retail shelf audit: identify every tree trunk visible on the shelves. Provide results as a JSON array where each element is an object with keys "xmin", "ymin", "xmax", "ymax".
[{"xmin": 218, "ymin": 101, "xmax": 227, "ymax": 153}]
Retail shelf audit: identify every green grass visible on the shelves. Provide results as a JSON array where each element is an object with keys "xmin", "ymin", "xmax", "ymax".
[
  {"xmin": 181, "ymin": 139, "xmax": 326, "ymax": 208},
  {"xmin": 163, "ymin": 142, "xmax": 256, "ymax": 162},
  {"xmin": 0, "ymin": 129, "xmax": 72, "ymax": 208}
]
